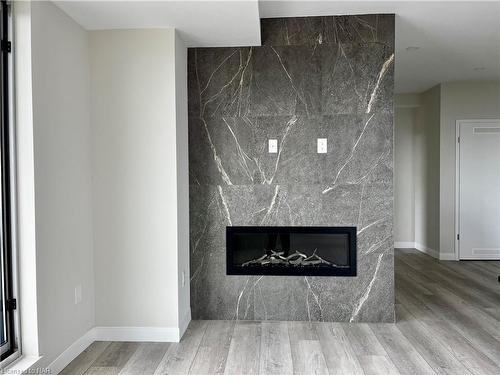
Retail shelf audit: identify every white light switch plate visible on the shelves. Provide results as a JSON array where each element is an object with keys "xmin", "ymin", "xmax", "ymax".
[
  {"xmin": 269, "ymin": 139, "xmax": 278, "ymax": 153},
  {"xmin": 317, "ymin": 138, "xmax": 327, "ymax": 153}
]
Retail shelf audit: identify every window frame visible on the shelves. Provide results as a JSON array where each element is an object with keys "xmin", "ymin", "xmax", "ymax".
[{"xmin": 0, "ymin": 0, "xmax": 17, "ymax": 365}]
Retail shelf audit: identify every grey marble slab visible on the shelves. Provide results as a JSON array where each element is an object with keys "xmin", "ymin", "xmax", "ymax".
[
  {"xmin": 189, "ymin": 113, "xmax": 392, "ymax": 187},
  {"xmin": 322, "ymin": 15, "xmax": 395, "ymax": 47},
  {"xmin": 188, "ymin": 14, "xmax": 395, "ymax": 323},
  {"xmin": 189, "ymin": 183, "xmax": 394, "ymax": 322},
  {"xmin": 188, "ymin": 43, "xmax": 394, "ymax": 117},
  {"xmin": 188, "ymin": 47, "xmax": 253, "ymax": 118},
  {"xmin": 320, "ymin": 42, "xmax": 394, "ymax": 115},
  {"xmin": 261, "ymin": 15, "xmax": 394, "ymax": 48},
  {"xmin": 260, "ymin": 16, "xmax": 324, "ymax": 46},
  {"xmin": 250, "ymin": 46, "xmax": 321, "ymax": 116}
]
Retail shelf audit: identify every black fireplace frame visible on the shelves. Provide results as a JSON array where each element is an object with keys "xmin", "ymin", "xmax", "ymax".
[{"xmin": 226, "ymin": 226, "xmax": 357, "ymax": 277}]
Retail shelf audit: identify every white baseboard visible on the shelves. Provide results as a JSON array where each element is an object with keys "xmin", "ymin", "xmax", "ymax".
[
  {"xmin": 394, "ymin": 242, "xmax": 416, "ymax": 248},
  {"xmin": 179, "ymin": 308, "xmax": 192, "ymax": 339},
  {"xmin": 93, "ymin": 326, "xmax": 181, "ymax": 342},
  {"xmin": 414, "ymin": 242, "xmax": 439, "ymax": 259},
  {"xmin": 47, "ymin": 328, "xmax": 96, "ymax": 374},
  {"xmin": 46, "ymin": 324, "xmax": 184, "ymax": 374},
  {"xmin": 439, "ymin": 253, "xmax": 457, "ymax": 261},
  {"xmin": 396, "ymin": 242, "xmax": 458, "ymax": 260},
  {"xmin": 394, "ymin": 241, "xmax": 441, "ymax": 259}
]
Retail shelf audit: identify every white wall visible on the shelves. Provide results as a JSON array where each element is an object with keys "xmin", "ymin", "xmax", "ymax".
[
  {"xmin": 413, "ymin": 85, "xmax": 440, "ymax": 254},
  {"xmin": 29, "ymin": 0, "xmax": 94, "ymax": 368},
  {"xmin": 395, "ymin": 81, "xmax": 500, "ymax": 259},
  {"xmin": 394, "ymin": 90, "xmax": 440, "ymax": 256},
  {"xmin": 394, "ymin": 95, "xmax": 418, "ymax": 243},
  {"xmin": 90, "ymin": 29, "xmax": 188, "ymax": 334},
  {"xmin": 175, "ymin": 33, "xmax": 191, "ymax": 333},
  {"xmin": 13, "ymin": 0, "xmax": 39, "ymax": 361},
  {"xmin": 12, "ymin": 3, "xmax": 189, "ymax": 371},
  {"xmin": 439, "ymin": 81, "xmax": 500, "ymax": 257}
]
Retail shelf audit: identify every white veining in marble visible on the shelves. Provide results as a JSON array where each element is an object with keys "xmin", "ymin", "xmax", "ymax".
[
  {"xmin": 367, "ymin": 53, "xmax": 394, "ymax": 114},
  {"xmin": 264, "ymin": 115, "xmax": 298, "ymax": 185},
  {"xmin": 217, "ymin": 185, "xmax": 233, "ymax": 225},
  {"xmin": 322, "ymin": 113, "xmax": 376, "ymax": 194},
  {"xmin": 305, "ymin": 276, "xmax": 323, "ymax": 321},
  {"xmin": 260, "ymin": 185, "xmax": 280, "ymax": 225},
  {"xmin": 350, "ymin": 252, "xmax": 384, "ymax": 322}
]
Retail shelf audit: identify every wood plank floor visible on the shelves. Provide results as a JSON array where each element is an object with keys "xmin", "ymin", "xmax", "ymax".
[{"xmin": 61, "ymin": 249, "xmax": 500, "ymax": 375}]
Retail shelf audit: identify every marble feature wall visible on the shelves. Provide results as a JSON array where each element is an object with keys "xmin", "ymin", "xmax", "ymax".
[{"xmin": 188, "ymin": 15, "xmax": 395, "ymax": 322}]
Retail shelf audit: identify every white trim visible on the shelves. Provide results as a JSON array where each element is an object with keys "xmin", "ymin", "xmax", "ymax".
[
  {"xmin": 179, "ymin": 308, "xmax": 192, "ymax": 339},
  {"xmin": 455, "ymin": 119, "xmax": 500, "ymax": 261},
  {"xmin": 395, "ymin": 242, "xmax": 458, "ymax": 261},
  {"xmin": 13, "ymin": 0, "xmax": 41, "ymax": 362},
  {"xmin": 439, "ymin": 253, "xmax": 457, "ymax": 261},
  {"xmin": 42, "ymin": 324, "xmax": 183, "ymax": 374},
  {"xmin": 4, "ymin": 355, "xmax": 42, "ymax": 375},
  {"xmin": 394, "ymin": 241, "xmax": 416, "ymax": 248},
  {"xmin": 414, "ymin": 242, "xmax": 439, "ymax": 259},
  {"xmin": 47, "ymin": 329, "xmax": 96, "ymax": 374},
  {"xmin": 395, "ymin": 103, "xmax": 420, "ymax": 109},
  {"xmin": 455, "ymin": 120, "xmax": 461, "ymax": 261},
  {"xmin": 93, "ymin": 326, "xmax": 181, "ymax": 342}
]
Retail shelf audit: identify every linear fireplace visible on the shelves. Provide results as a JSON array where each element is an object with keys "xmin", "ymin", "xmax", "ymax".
[{"xmin": 226, "ymin": 226, "xmax": 357, "ymax": 276}]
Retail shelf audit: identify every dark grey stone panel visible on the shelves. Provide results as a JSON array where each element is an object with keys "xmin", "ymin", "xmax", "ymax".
[
  {"xmin": 260, "ymin": 16, "xmax": 323, "ymax": 46},
  {"xmin": 321, "ymin": 42, "xmax": 394, "ymax": 114},
  {"xmin": 188, "ymin": 47, "xmax": 253, "ymax": 118},
  {"xmin": 188, "ymin": 113, "xmax": 392, "ymax": 187},
  {"xmin": 189, "ymin": 183, "xmax": 394, "ymax": 322},
  {"xmin": 250, "ymin": 46, "xmax": 321, "ymax": 116},
  {"xmin": 188, "ymin": 43, "xmax": 394, "ymax": 118},
  {"xmin": 261, "ymin": 15, "xmax": 394, "ymax": 48},
  {"xmin": 188, "ymin": 14, "xmax": 395, "ymax": 322},
  {"xmin": 322, "ymin": 15, "xmax": 395, "ymax": 47}
]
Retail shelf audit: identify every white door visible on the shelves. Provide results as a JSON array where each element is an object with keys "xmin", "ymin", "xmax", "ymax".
[{"xmin": 458, "ymin": 120, "xmax": 500, "ymax": 260}]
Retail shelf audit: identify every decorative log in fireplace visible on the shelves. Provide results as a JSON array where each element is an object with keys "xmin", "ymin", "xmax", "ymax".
[{"xmin": 226, "ymin": 226, "xmax": 357, "ymax": 276}]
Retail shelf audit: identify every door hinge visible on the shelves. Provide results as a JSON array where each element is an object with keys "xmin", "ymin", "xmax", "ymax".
[
  {"xmin": 457, "ymin": 234, "xmax": 460, "ymax": 241},
  {"xmin": 457, "ymin": 136, "xmax": 460, "ymax": 143},
  {"xmin": 6, "ymin": 298, "xmax": 16, "ymax": 310},
  {"xmin": 1, "ymin": 40, "xmax": 11, "ymax": 53}
]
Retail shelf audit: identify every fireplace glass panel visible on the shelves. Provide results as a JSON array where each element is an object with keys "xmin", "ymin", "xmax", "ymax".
[{"xmin": 227, "ymin": 226, "xmax": 356, "ymax": 276}]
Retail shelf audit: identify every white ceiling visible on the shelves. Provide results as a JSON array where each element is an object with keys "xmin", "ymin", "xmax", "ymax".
[
  {"xmin": 54, "ymin": 1, "xmax": 500, "ymax": 93},
  {"xmin": 54, "ymin": 0, "xmax": 261, "ymax": 47}
]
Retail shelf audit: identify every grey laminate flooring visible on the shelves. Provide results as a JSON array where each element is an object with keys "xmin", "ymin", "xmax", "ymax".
[{"xmin": 61, "ymin": 249, "xmax": 500, "ymax": 375}]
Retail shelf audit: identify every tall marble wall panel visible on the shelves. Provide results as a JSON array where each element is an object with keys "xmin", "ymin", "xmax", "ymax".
[{"xmin": 188, "ymin": 14, "xmax": 395, "ymax": 322}]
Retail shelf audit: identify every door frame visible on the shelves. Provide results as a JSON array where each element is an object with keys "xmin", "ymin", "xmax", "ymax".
[{"xmin": 455, "ymin": 119, "xmax": 500, "ymax": 260}]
